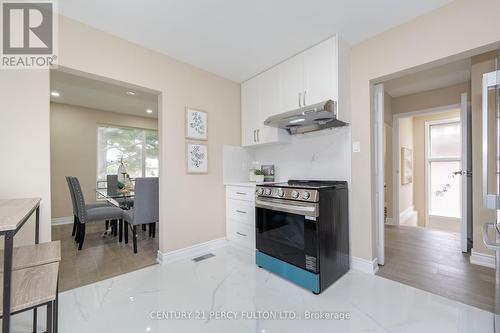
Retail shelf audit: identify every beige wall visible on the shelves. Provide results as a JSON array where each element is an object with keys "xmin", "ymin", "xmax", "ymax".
[
  {"xmin": 412, "ymin": 109, "xmax": 461, "ymax": 227},
  {"xmin": 471, "ymin": 51, "xmax": 497, "ymax": 256},
  {"xmin": 50, "ymin": 102, "xmax": 158, "ymax": 218},
  {"xmin": 351, "ymin": 0, "xmax": 500, "ymax": 261},
  {"xmin": 392, "ymin": 82, "xmax": 470, "ymax": 115},
  {"xmin": 398, "ymin": 117, "xmax": 414, "ymax": 215},
  {"xmin": 0, "ymin": 15, "xmax": 241, "ymax": 252},
  {"xmin": 0, "ymin": 70, "xmax": 50, "ymax": 245}
]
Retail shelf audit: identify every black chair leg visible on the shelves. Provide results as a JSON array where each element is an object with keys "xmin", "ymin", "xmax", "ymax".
[
  {"xmin": 75, "ymin": 221, "xmax": 81, "ymax": 243},
  {"xmin": 148, "ymin": 223, "xmax": 152, "ymax": 237},
  {"xmin": 133, "ymin": 225, "xmax": 138, "ymax": 253},
  {"xmin": 119, "ymin": 219, "xmax": 123, "ymax": 242},
  {"xmin": 124, "ymin": 222, "xmax": 129, "ymax": 244},
  {"xmin": 71, "ymin": 215, "xmax": 77, "ymax": 236},
  {"xmin": 142, "ymin": 224, "xmax": 146, "ymax": 231},
  {"xmin": 105, "ymin": 220, "xmax": 109, "ymax": 234},
  {"xmin": 153, "ymin": 222, "xmax": 156, "ymax": 238},
  {"xmin": 78, "ymin": 224, "xmax": 86, "ymax": 250},
  {"xmin": 47, "ymin": 301, "xmax": 53, "ymax": 333}
]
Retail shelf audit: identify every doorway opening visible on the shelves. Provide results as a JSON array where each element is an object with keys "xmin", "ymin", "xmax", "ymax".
[
  {"xmin": 49, "ymin": 67, "xmax": 162, "ymax": 291},
  {"xmin": 372, "ymin": 54, "xmax": 496, "ymax": 312}
]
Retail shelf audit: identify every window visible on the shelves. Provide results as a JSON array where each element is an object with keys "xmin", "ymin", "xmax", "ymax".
[
  {"xmin": 97, "ymin": 125, "xmax": 159, "ymax": 183},
  {"xmin": 427, "ymin": 120, "xmax": 461, "ymax": 218}
]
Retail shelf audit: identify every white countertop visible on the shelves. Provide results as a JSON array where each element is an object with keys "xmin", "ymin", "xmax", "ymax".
[{"xmin": 224, "ymin": 182, "xmax": 258, "ymax": 187}]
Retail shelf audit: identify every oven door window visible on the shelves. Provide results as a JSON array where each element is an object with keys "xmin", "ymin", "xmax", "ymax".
[{"xmin": 256, "ymin": 207, "xmax": 318, "ymax": 273}]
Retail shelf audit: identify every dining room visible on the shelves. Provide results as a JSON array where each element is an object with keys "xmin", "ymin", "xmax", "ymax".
[{"xmin": 49, "ymin": 69, "xmax": 161, "ymax": 291}]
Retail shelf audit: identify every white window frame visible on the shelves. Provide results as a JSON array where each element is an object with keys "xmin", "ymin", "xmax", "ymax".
[
  {"xmin": 96, "ymin": 124, "xmax": 159, "ymax": 187},
  {"xmin": 424, "ymin": 117, "xmax": 461, "ymax": 224}
]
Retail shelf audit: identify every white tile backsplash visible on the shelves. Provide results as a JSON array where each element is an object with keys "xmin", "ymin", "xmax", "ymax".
[
  {"xmin": 254, "ymin": 126, "xmax": 351, "ymax": 183},
  {"xmin": 223, "ymin": 127, "xmax": 351, "ymax": 185}
]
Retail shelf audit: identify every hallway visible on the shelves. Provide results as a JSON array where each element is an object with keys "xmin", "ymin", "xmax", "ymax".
[{"xmin": 377, "ymin": 225, "xmax": 495, "ymax": 312}]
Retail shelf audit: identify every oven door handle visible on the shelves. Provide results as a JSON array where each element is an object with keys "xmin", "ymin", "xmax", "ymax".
[{"xmin": 255, "ymin": 198, "xmax": 318, "ymax": 217}]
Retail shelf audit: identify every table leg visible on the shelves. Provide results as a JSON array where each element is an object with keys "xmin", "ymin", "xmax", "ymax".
[
  {"xmin": 46, "ymin": 302, "xmax": 53, "ymax": 333},
  {"xmin": 33, "ymin": 205, "xmax": 40, "ymax": 332},
  {"xmin": 119, "ymin": 219, "xmax": 123, "ymax": 243},
  {"xmin": 3, "ymin": 231, "xmax": 14, "ymax": 333}
]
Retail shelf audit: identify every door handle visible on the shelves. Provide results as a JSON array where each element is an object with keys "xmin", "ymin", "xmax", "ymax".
[
  {"xmin": 303, "ymin": 90, "xmax": 307, "ymax": 106},
  {"xmin": 236, "ymin": 232, "xmax": 247, "ymax": 237},
  {"xmin": 299, "ymin": 92, "xmax": 302, "ymax": 107},
  {"xmin": 236, "ymin": 192, "xmax": 246, "ymax": 195},
  {"xmin": 257, "ymin": 129, "xmax": 260, "ymax": 142},
  {"xmin": 253, "ymin": 130, "xmax": 256, "ymax": 143},
  {"xmin": 236, "ymin": 210, "xmax": 246, "ymax": 214}
]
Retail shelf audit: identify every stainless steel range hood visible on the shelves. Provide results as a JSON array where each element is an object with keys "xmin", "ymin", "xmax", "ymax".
[{"xmin": 264, "ymin": 100, "xmax": 347, "ymax": 134}]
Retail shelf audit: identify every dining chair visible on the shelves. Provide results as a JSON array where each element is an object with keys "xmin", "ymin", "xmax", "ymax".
[
  {"xmin": 122, "ymin": 177, "xmax": 159, "ymax": 253},
  {"xmin": 65, "ymin": 176, "xmax": 110, "ymax": 238},
  {"xmin": 70, "ymin": 177, "xmax": 124, "ymax": 250}
]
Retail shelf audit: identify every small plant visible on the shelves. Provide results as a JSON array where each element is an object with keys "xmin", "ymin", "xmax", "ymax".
[{"xmin": 254, "ymin": 169, "xmax": 265, "ymax": 176}]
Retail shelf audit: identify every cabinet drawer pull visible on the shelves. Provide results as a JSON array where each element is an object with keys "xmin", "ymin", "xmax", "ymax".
[
  {"xmin": 236, "ymin": 210, "xmax": 246, "ymax": 214},
  {"xmin": 236, "ymin": 232, "xmax": 247, "ymax": 237},
  {"xmin": 253, "ymin": 130, "xmax": 256, "ymax": 143},
  {"xmin": 236, "ymin": 192, "xmax": 246, "ymax": 195},
  {"xmin": 298, "ymin": 92, "xmax": 302, "ymax": 107}
]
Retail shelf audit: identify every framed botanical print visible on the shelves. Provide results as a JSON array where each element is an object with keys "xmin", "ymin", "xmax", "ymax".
[
  {"xmin": 186, "ymin": 143, "xmax": 208, "ymax": 174},
  {"xmin": 186, "ymin": 107, "xmax": 208, "ymax": 140}
]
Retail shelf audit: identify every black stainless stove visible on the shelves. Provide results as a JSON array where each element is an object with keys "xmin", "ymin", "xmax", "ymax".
[{"xmin": 255, "ymin": 180, "xmax": 349, "ymax": 294}]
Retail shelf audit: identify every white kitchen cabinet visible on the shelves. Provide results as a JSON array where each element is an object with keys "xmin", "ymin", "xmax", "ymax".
[
  {"xmin": 225, "ymin": 184, "xmax": 256, "ymax": 250},
  {"xmin": 241, "ymin": 35, "xmax": 347, "ymax": 147},
  {"xmin": 241, "ymin": 78, "xmax": 261, "ymax": 147},
  {"xmin": 303, "ymin": 37, "xmax": 338, "ymax": 106},
  {"xmin": 241, "ymin": 67, "xmax": 289, "ymax": 147},
  {"xmin": 279, "ymin": 53, "xmax": 304, "ymax": 113}
]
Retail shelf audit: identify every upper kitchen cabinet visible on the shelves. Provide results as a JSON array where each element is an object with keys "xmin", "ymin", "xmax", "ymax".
[
  {"xmin": 303, "ymin": 37, "xmax": 338, "ymax": 105},
  {"xmin": 241, "ymin": 35, "xmax": 349, "ymax": 147},
  {"xmin": 241, "ymin": 67, "xmax": 290, "ymax": 147},
  {"xmin": 279, "ymin": 54, "xmax": 304, "ymax": 112}
]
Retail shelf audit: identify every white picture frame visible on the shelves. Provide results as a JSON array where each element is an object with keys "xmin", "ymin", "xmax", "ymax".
[
  {"xmin": 186, "ymin": 143, "xmax": 208, "ymax": 174},
  {"xmin": 186, "ymin": 107, "xmax": 208, "ymax": 140}
]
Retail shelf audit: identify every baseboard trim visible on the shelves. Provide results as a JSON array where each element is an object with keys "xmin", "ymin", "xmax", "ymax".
[
  {"xmin": 351, "ymin": 256, "xmax": 379, "ymax": 274},
  {"xmin": 399, "ymin": 205, "xmax": 417, "ymax": 226},
  {"xmin": 157, "ymin": 238, "xmax": 228, "ymax": 265},
  {"xmin": 385, "ymin": 217, "xmax": 396, "ymax": 225},
  {"xmin": 51, "ymin": 216, "xmax": 73, "ymax": 225},
  {"xmin": 470, "ymin": 249, "xmax": 496, "ymax": 269}
]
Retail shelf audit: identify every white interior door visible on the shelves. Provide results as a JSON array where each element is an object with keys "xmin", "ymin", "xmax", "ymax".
[
  {"xmin": 460, "ymin": 92, "xmax": 472, "ymax": 252},
  {"xmin": 374, "ymin": 84, "xmax": 385, "ymax": 265}
]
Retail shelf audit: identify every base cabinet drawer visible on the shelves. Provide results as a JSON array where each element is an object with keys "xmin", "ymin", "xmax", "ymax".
[
  {"xmin": 227, "ymin": 220, "xmax": 255, "ymax": 249},
  {"xmin": 226, "ymin": 199, "xmax": 254, "ymax": 226},
  {"xmin": 226, "ymin": 186, "xmax": 255, "ymax": 202}
]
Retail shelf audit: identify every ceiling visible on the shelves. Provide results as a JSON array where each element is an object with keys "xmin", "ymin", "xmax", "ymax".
[
  {"xmin": 50, "ymin": 70, "xmax": 159, "ymax": 118},
  {"xmin": 58, "ymin": 0, "xmax": 452, "ymax": 82},
  {"xmin": 383, "ymin": 58, "xmax": 471, "ymax": 97}
]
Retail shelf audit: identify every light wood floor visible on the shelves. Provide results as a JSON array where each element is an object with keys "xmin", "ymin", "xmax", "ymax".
[
  {"xmin": 52, "ymin": 222, "xmax": 158, "ymax": 291},
  {"xmin": 377, "ymin": 225, "xmax": 495, "ymax": 313}
]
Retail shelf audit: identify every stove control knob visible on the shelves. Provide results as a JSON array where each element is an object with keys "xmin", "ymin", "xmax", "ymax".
[
  {"xmin": 277, "ymin": 189, "xmax": 284, "ymax": 197},
  {"xmin": 291, "ymin": 190, "xmax": 299, "ymax": 199},
  {"xmin": 302, "ymin": 191, "xmax": 310, "ymax": 200},
  {"xmin": 257, "ymin": 188, "xmax": 264, "ymax": 195},
  {"xmin": 264, "ymin": 188, "xmax": 272, "ymax": 196}
]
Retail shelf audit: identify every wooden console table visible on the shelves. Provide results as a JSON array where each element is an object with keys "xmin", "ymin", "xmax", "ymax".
[{"xmin": 0, "ymin": 198, "xmax": 61, "ymax": 333}]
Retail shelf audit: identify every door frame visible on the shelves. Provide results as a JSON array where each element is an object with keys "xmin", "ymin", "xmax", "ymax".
[{"xmin": 391, "ymin": 104, "xmax": 461, "ymax": 226}]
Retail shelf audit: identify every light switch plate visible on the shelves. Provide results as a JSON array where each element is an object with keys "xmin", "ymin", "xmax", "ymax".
[{"xmin": 352, "ymin": 141, "xmax": 360, "ymax": 153}]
